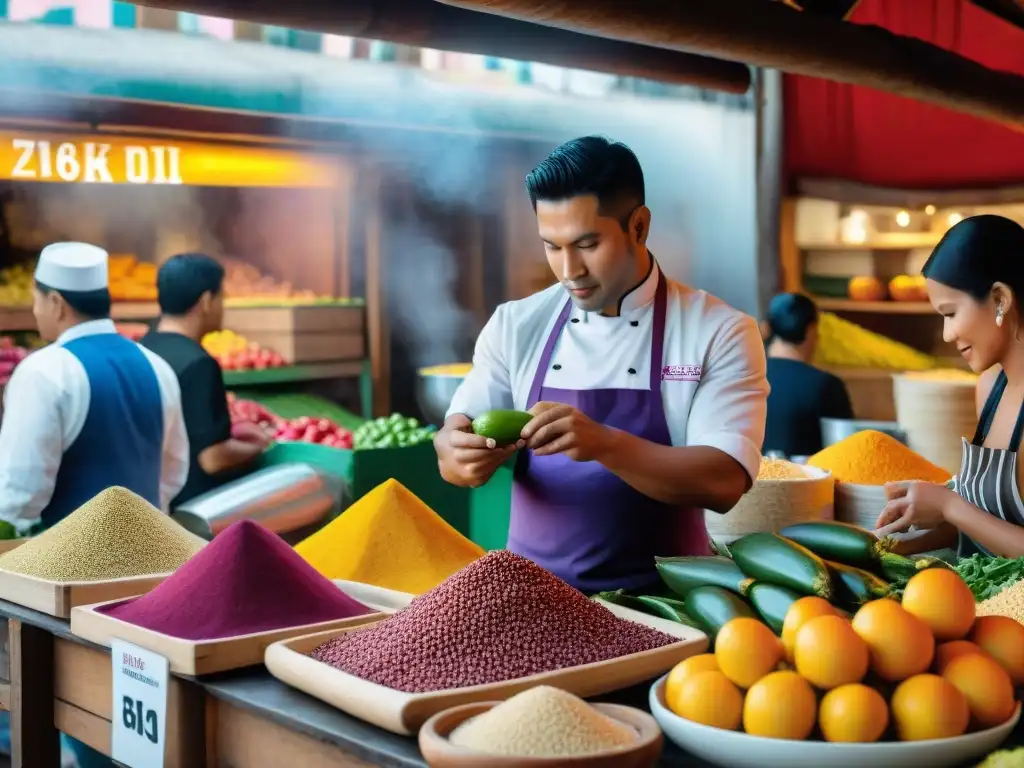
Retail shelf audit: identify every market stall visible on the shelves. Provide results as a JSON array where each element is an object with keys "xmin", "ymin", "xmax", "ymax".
[{"xmin": 0, "ymin": 433, "xmax": 1022, "ymax": 768}]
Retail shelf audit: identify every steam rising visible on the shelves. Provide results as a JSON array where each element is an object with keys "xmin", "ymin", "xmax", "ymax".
[{"xmin": 0, "ymin": 22, "xmax": 758, "ymax": 377}]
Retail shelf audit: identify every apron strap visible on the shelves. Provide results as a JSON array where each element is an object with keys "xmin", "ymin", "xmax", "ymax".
[
  {"xmin": 1010, "ymin": 394, "xmax": 1024, "ymax": 453},
  {"xmin": 973, "ymin": 370, "xmax": 1008, "ymax": 446},
  {"xmin": 526, "ymin": 299, "xmax": 573, "ymax": 408},
  {"xmin": 647, "ymin": 272, "xmax": 669, "ymax": 407}
]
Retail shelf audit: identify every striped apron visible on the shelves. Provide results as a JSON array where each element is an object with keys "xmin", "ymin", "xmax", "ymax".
[{"xmin": 953, "ymin": 370, "xmax": 1024, "ymax": 557}]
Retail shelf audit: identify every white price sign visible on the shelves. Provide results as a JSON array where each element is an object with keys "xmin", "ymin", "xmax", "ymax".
[{"xmin": 110, "ymin": 640, "xmax": 169, "ymax": 768}]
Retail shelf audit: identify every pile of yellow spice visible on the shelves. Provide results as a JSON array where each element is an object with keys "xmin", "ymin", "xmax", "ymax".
[
  {"xmin": 807, "ymin": 430, "xmax": 950, "ymax": 485},
  {"xmin": 295, "ymin": 478, "xmax": 485, "ymax": 594}
]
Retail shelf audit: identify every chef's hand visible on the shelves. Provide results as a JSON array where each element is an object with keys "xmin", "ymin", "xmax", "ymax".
[
  {"xmin": 875, "ymin": 481, "xmax": 955, "ymax": 537},
  {"xmin": 435, "ymin": 414, "xmax": 521, "ymax": 488},
  {"xmin": 521, "ymin": 403, "xmax": 611, "ymax": 462}
]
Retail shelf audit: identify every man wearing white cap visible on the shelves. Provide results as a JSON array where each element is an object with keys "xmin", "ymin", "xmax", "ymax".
[
  {"xmin": 0, "ymin": 242, "xmax": 189, "ymax": 529},
  {"xmin": 0, "ymin": 244, "xmax": 189, "ymax": 766}
]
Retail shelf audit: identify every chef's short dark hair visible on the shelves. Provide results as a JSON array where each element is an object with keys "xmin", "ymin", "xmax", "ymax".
[
  {"xmin": 922, "ymin": 215, "xmax": 1024, "ymax": 302},
  {"xmin": 34, "ymin": 282, "xmax": 111, "ymax": 320},
  {"xmin": 525, "ymin": 136, "xmax": 645, "ymax": 230},
  {"xmin": 157, "ymin": 253, "xmax": 225, "ymax": 316},
  {"xmin": 766, "ymin": 293, "xmax": 818, "ymax": 345}
]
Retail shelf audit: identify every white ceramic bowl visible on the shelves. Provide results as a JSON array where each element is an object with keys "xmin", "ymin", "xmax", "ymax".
[{"xmin": 649, "ymin": 675, "xmax": 1020, "ymax": 768}]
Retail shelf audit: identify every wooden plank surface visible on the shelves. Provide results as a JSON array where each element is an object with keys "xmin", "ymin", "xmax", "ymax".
[
  {"xmin": 53, "ymin": 638, "xmax": 207, "ymax": 768},
  {"xmin": 9, "ymin": 620, "xmax": 59, "ymax": 768}
]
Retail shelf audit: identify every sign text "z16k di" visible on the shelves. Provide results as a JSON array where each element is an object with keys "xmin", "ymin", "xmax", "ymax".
[{"xmin": 9, "ymin": 139, "xmax": 184, "ymax": 184}]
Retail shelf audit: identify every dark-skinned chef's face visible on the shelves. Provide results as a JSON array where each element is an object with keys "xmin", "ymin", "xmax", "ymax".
[{"xmin": 536, "ymin": 194, "xmax": 651, "ymax": 316}]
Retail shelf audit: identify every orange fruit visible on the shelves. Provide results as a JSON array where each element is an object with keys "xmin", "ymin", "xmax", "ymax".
[
  {"xmin": 670, "ymin": 670, "xmax": 744, "ymax": 730},
  {"xmin": 901, "ymin": 569, "xmax": 975, "ymax": 641},
  {"xmin": 852, "ymin": 599, "xmax": 935, "ymax": 681},
  {"xmin": 934, "ymin": 640, "xmax": 985, "ymax": 674},
  {"xmin": 970, "ymin": 616, "xmax": 1024, "ymax": 685},
  {"xmin": 819, "ymin": 683, "xmax": 889, "ymax": 743},
  {"xmin": 715, "ymin": 618, "xmax": 783, "ymax": 689},
  {"xmin": 794, "ymin": 615, "xmax": 869, "ymax": 689},
  {"xmin": 665, "ymin": 654, "xmax": 719, "ymax": 709},
  {"xmin": 942, "ymin": 652, "xmax": 1017, "ymax": 729},
  {"xmin": 891, "ymin": 674, "xmax": 969, "ymax": 741},
  {"xmin": 781, "ymin": 596, "xmax": 836, "ymax": 661},
  {"xmin": 743, "ymin": 670, "xmax": 817, "ymax": 740}
]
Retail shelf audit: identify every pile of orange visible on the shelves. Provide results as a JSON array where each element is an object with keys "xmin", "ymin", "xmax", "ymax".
[{"xmin": 664, "ymin": 568, "xmax": 1024, "ymax": 743}]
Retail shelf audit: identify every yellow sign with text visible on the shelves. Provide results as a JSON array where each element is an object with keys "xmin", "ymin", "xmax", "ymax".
[{"xmin": 0, "ymin": 131, "xmax": 340, "ymax": 188}]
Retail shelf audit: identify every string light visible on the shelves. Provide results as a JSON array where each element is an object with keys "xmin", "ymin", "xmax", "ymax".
[
  {"xmin": 895, "ymin": 210, "xmax": 911, "ymax": 228},
  {"xmin": 947, "ymin": 212, "xmax": 963, "ymax": 227},
  {"xmin": 924, "ymin": 205, "xmax": 936, "ymax": 216}
]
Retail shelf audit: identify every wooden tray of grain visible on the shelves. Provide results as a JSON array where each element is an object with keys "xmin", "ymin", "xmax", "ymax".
[
  {"xmin": 265, "ymin": 601, "xmax": 707, "ymax": 736},
  {"xmin": 0, "ymin": 570, "xmax": 170, "ymax": 619},
  {"xmin": 332, "ymin": 580, "xmax": 416, "ymax": 613},
  {"xmin": 71, "ymin": 600, "xmax": 384, "ymax": 676}
]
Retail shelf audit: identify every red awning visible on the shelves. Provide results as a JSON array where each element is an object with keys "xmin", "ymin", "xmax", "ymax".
[{"xmin": 784, "ymin": 0, "xmax": 1024, "ymax": 189}]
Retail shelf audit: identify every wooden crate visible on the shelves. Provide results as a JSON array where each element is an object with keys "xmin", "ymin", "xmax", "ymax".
[
  {"xmin": 243, "ymin": 331, "xmax": 364, "ymax": 364},
  {"xmin": 223, "ymin": 305, "xmax": 364, "ymax": 334}
]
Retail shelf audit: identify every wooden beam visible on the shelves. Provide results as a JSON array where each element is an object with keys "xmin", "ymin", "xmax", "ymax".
[
  {"xmin": 755, "ymin": 68, "xmax": 784, "ymax": 318},
  {"xmin": 796, "ymin": 178, "xmax": 1024, "ymax": 208},
  {"xmin": 435, "ymin": 0, "xmax": 1024, "ymax": 129},
  {"xmin": 135, "ymin": 0, "xmax": 751, "ymax": 92}
]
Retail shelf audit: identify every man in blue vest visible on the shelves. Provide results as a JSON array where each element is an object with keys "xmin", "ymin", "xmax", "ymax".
[{"xmin": 0, "ymin": 242, "xmax": 189, "ymax": 767}]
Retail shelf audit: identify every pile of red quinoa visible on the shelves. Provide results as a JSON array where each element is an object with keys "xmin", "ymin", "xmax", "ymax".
[{"xmin": 309, "ymin": 550, "xmax": 677, "ymax": 692}]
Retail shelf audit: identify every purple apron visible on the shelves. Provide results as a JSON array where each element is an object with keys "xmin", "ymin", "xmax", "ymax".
[{"xmin": 508, "ymin": 273, "xmax": 711, "ymax": 594}]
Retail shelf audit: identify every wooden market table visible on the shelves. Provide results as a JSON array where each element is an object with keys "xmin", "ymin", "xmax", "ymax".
[{"xmin": 1, "ymin": 599, "xmax": 1021, "ymax": 767}]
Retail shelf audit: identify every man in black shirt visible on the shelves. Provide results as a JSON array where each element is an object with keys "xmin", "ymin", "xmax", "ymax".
[{"xmin": 141, "ymin": 253, "xmax": 270, "ymax": 507}]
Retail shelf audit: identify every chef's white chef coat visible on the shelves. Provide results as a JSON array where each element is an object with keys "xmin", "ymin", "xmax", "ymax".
[
  {"xmin": 447, "ymin": 261, "xmax": 769, "ymax": 482},
  {"xmin": 0, "ymin": 319, "xmax": 190, "ymax": 529}
]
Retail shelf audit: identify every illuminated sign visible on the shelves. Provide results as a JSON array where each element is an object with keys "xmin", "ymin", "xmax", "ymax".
[{"xmin": 0, "ymin": 131, "xmax": 340, "ymax": 188}]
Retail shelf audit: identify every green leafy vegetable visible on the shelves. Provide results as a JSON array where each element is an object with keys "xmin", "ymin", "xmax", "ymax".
[{"xmin": 955, "ymin": 554, "xmax": 1024, "ymax": 602}]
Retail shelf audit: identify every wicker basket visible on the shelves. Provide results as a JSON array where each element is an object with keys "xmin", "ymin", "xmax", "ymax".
[
  {"xmin": 893, "ymin": 373, "xmax": 976, "ymax": 475},
  {"xmin": 706, "ymin": 466, "xmax": 834, "ymax": 546},
  {"xmin": 834, "ymin": 483, "xmax": 888, "ymax": 529}
]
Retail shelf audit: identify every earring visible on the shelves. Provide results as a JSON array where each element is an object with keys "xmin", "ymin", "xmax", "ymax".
[{"xmin": 997, "ymin": 309, "xmax": 1006, "ymax": 327}]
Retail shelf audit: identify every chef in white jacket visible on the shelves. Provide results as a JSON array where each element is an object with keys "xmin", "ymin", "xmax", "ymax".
[{"xmin": 435, "ymin": 136, "xmax": 769, "ymax": 594}]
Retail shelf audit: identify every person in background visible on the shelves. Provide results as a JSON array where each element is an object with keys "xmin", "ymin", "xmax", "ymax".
[
  {"xmin": 763, "ymin": 292, "xmax": 853, "ymax": 458},
  {"xmin": 435, "ymin": 136, "xmax": 768, "ymax": 595},
  {"xmin": 141, "ymin": 253, "xmax": 270, "ymax": 508},
  {"xmin": 0, "ymin": 242, "xmax": 189, "ymax": 768},
  {"xmin": 877, "ymin": 215, "xmax": 1024, "ymax": 558}
]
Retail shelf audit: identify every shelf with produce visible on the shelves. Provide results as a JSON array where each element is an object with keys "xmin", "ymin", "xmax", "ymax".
[
  {"xmin": 814, "ymin": 298, "xmax": 935, "ymax": 315},
  {"xmin": 222, "ymin": 361, "xmax": 365, "ymax": 387}
]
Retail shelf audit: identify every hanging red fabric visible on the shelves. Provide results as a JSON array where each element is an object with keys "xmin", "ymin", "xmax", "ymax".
[{"xmin": 784, "ymin": 0, "xmax": 1024, "ymax": 188}]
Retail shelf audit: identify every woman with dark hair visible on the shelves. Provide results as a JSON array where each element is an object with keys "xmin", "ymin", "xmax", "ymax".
[
  {"xmin": 763, "ymin": 292, "xmax": 853, "ymax": 458},
  {"xmin": 876, "ymin": 215, "xmax": 1024, "ymax": 558}
]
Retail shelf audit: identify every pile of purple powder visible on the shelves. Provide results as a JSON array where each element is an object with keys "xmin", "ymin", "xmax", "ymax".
[
  {"xmin": 99, "ymin": 519, "xmax": 371, "ymax": 640},
  {"xmin": 309, "ymin": 550, "xmax": 676, "ymax": 692}
]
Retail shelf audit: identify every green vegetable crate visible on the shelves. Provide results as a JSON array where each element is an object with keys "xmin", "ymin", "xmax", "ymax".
[{"xmin": 258, "ymin": 441, "xmax": 513, "ymax": 551}]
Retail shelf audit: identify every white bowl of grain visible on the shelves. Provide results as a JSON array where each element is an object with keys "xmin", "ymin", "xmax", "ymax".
[
  {"xmin": 706, "ymin": 459, "xmax": 834, "ymax": 546},
  {"xmin": 418, "ymin": 686, "xmax": 663, "ymax": 767}
]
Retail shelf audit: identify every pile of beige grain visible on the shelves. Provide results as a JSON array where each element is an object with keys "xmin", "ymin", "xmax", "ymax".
[
  {"xmin": 448, "ymin": 686, "xmax": 637, "ymax": 757},
  {"xmin": 0, "ymin": 486, "xmax": 204, "ymax": 582},
  {"xmin": 977, "ymin": 581, "xmax": 1024, "ymax": 624}
]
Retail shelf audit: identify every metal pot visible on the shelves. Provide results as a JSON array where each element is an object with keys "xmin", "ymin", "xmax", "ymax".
[
  {"xmin": 820, "ymin": 417, "xmax": 908, "ymax": 448},
  {"xmin": 415, "ymin": 372, "xmax": 466, "ymax": 427},
  {"xmin": 171, "ymin": 463, "xmax": 347, "ymax": 540}
]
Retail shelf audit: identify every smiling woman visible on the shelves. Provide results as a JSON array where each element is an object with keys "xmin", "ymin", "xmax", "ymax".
[{"xmin": 877, "ymin": 215, "xmax": 1024, "ymax": 559}]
